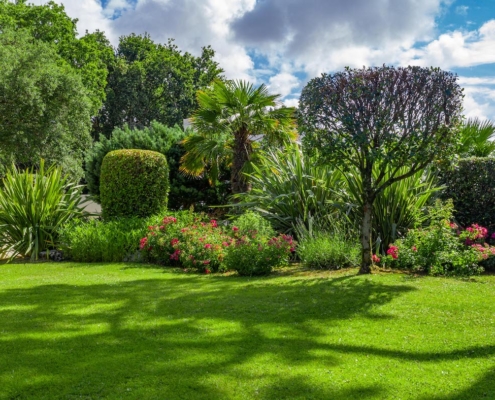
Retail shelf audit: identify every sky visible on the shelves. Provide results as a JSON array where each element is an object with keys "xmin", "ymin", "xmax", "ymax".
[{"xmin": 56, "ymin": 0, "xmax": 495, "ymax": 120}]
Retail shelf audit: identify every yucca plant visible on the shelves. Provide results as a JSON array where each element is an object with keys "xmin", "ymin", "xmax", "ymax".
[
  {"xmin": 0, "ymin": 161, "xmax": 89, "ymax": 261},
  {"xmin": 344, "ymin": 165, "xmax": 442, "ymax": 252},
  {"xmin": 231, "ymin": 146, "xmax": 346, "ymax": 235}
]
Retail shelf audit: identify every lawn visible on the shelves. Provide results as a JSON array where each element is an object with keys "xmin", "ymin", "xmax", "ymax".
[{"xmin": 1, "ymin": 263, "xmax": 495, "ymax": 399}]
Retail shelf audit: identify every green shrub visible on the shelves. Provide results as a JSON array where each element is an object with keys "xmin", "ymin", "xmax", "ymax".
[
  {"xmin": 100, "ymin": 149, "xmax": 169, "ymax": 219},
  {"xmin": 60, "ymin": 217, "xmax": 150, "ymax": 262},
  {"xmin": 0, "ymin": 161, "xmax": 88, "ymax": 261},
  {"xmin": 440, "ymin": 157, "xmax": 495, "ymax": 231},
  {"xmin": 85, "ymin": 122, "xmax": 182, "ymax": 202},
  {"xmin": 232, "ymin": 211, "xmax": 275, "ymax": 238},
  {"xmin": 142, "ymin": 213, "xmax": 229, "ymax": 271},
  {"xmin": 297, "ymin": 234, "xmax": 360, "ymax": 270},
  {"xmin": 383, "ymin": 200, "xmax": 490, "ymax": 276},
  {"xmin": 224, "ymin": 233, "xmax": 295, "ymax": 276},
  {"xmin": 84, "ymin": 122, "xmax": 230, "ymax": 210}
]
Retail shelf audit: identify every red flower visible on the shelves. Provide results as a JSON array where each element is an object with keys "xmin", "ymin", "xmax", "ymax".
[
  {"xmin": 205, "ymin": 268, "xmax": 211, "ymax": 274},
  {"xmin": 139, "ymin": 237, "xmax": 148, "ymax": 250},
  {"xmin": 372, "ymin": 254, "xmax": 381, "ymax": 263},
  {"xmin": 412, "ymin": 246, "xmax": 417, "ymax": 252},
  {"xmin": 232, "ymin": 226, "xmax": 239, "ymax": 232},
  {"xmin": 203, "ymin": 260, "xmax": 210, "ymax": 265},
  {"xmin": 170, "ymin": 238, "xmax": 179, "ymax": 246},
  {"xmin": 204, "ymin": 243, "xmax": 212, "ymax": 249},
  {"xmin": 210, "ymin": 220, "xmax": 218, "ymax": 228},
  {"xmin": 170, "ymin": 249, "xmax": 181, "ymax": 260},
  {"xmin": 387, "ymin": 245, "xmax": 398, "ymax": 259}
]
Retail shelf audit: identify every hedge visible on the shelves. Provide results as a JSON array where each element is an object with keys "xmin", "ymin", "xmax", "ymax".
[
  {"xmin": 440, "ymin": 157, "xmax": 495, "ymax": 230},
  {"xmin": 100, "ymin": 149, "xmax": 169, "ymax": 219}
]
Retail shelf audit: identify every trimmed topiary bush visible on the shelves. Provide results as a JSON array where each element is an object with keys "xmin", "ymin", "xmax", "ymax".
[
  {"xmin": 100, "ymin": 149, "xmax": 169, "ymax": 219},
  {"xmin": 440, "ymin": 157, "xmax": 495, "ymax": 231}
]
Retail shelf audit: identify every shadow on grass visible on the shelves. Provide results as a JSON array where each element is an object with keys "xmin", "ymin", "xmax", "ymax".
[{"xmin": 0, "ymin": 272, "xmax": 493, "ymax": 399}]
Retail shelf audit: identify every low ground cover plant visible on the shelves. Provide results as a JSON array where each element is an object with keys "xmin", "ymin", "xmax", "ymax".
[{"xmin": 376, "ymin": 200, "xmax": 495, "ymax": 276}]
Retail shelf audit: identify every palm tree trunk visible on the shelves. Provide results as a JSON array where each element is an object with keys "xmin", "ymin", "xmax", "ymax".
[{"xmin": 231, "ymin": 129, "xmax": 252, "ymax": 194}]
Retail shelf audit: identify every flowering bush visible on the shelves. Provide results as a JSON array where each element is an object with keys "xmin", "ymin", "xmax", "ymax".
[
  {"xmin": 379, "ymin": 200, "xmax": 495, "ymax": 276},
  {"xmin": 142, "ymin": 214, "xmax": 230, "ymax": 272},
  {"xmin": 224, "ymin": 232, "xmax": 295, "ymax": 276}
]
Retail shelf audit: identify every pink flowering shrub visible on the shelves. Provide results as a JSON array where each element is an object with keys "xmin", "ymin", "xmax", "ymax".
[
  {"xmin": 379, "ymin": 200, "xmax": 494, "ymax": 276},
  {"xmin": 140, "ymin": 211, "xmax": 295, "ymax": 275},
  {"xmin": 223, "ymin": 231, "xmax": 295, "ymax": 276}
]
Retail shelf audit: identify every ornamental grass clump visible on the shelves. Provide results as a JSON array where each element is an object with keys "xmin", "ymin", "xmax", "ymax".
[
  {"xmin": 0, "ymin": 161, "xmax": 88, "ymax": 261},
  {"xmin": 376, "ymin": 200, "xmax": 495, "ymax": 276}
]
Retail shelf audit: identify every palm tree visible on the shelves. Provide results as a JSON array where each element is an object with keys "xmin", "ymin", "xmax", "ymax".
[
  {"xmin": 180, "ymin": 79, "xmax": 297, "ymax": 194},
  {"xmin": 458, "ymin": 118, "xmax": 495, "ymax": 158}
]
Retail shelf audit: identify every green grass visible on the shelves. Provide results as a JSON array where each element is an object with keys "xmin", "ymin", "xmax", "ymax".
[{"xmin": 1, "ymin": 263, "xmax": 495, "ymax": 399}]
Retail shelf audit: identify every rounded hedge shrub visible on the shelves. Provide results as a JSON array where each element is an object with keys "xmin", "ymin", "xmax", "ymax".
[{"xmin": 100, "ymin": 149, "xmax": 169, "ymax": 219}]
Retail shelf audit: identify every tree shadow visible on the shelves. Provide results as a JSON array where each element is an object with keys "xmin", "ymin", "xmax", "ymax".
[{"xmin": 0, "ymin": 271, "xmax": 492, "ymax": 398}]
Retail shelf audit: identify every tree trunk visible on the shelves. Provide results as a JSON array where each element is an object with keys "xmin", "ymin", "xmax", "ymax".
[
  {"xmin": 231, "ymin": 129, "xmax": 252, "ymax": 194},
  {"xmin": 359, "ymin": 199, "xmax": 373, "ymax": 274},
  {"xmin": 359, "ymin": 171, "xmax": 374, "ymax": 274}
]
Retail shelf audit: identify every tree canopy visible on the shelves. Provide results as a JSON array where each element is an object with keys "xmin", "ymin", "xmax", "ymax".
[
  {"xmin": 299, "ymin": 65, "xmax": 463, "ymax": 273},
  {"xmin": 92, "ymin": 34, "xmax": 223, "ymax": 138},
  {"xmin": 0, "ymin": 28, "xmax": 92, "ymax": 180},
  {"xmin": 0, "ymin": 0, "xmax": 113, "ymax": 114}
]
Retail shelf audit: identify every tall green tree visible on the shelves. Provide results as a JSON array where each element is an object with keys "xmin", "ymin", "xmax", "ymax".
[
  {"xmin": 92, "ymin": 34, "xmax": 223, "ymax": 138},
  {"xmin": 182, "ymin": 80, "xmax": 297, "ymax": 194},
  {"xmin": 457, "ymin": 118, "xmax": 495, "ymax": 158},
  {"xmin": 0, "ymin": 28, "xmax": 92, "ymax": 179},
  {"xmin": 299, "ymin": 66, "xmax": 463, "ymax": 274},
  {"xmin": 0, "ymin": 0, "xmax": 113, "ymax": 114}
]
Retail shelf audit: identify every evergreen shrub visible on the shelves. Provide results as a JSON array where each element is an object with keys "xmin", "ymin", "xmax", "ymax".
[{"xmin": 100, "ymin": 149, "xmax": 169, "ymax": 219}]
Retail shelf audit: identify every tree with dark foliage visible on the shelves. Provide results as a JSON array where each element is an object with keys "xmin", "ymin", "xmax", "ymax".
[{"xmin": 299, "ymin": 65, "xmax": 463, "ymax": 274}]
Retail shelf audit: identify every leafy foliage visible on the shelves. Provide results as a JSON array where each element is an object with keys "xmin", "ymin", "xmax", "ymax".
[
  {"xmin": 224, "ymin": 233, "xmax": 295, "ymax": 276},
  {"xmin": 0, "ymin": 28, "xmax": 92, "ymax": 181},
  {"xmin": 458, "ymin": 118, "xmax": 495, "ymax": 158},
  {"xmin": 60, "ymin": 217, "xmax": 152, "ymax": 262},
  {"xmin": 231, "ymin": 146, "xmax": 344, "ymax": 235},
  {"xmin": 383, "ymin": 200, "xmax": 490, "ymax": 276},
  {"xmin": 93, "ymin": 34, "xmax": 223, "ymax": 138},
  {"xmin": 297, "ymin": 234, "xmax": 360, "ymax": 270},
  {"xmin": 183, "ymin": 79, "xmax": 297, "ymax": 193},
  {"xmin": 440, "ymin": 157, "xmax": 495, "ymax": 231},
  {"xmin": 344, "ymin": 165, "xmax": 442, "ymax": 252},
  {"xmin": 299, "ymin": 65, "xmax": 463, "ymax": 273},
  {"xmin": 232, "ymin": 211, "xmax": 276, "ymax": 238},
  {"xmin": 0, "ymin": 0, "xmax": 113, "ymax": 114},
  {"xmin": 0, "ymin": 161, "xmax": 88, "ymax": 261},
  {"xmin": 85, "ymin": 122, "xmax": 183, "ymax": 202},
  {"xmin": 100, "ymin": 150, "xmax": 169, "ymax": 219}
]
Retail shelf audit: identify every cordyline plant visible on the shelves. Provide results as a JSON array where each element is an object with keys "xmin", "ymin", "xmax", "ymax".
[{"xmin": 299, "ymin": 65, "xmax": 463, "ymax": 274}]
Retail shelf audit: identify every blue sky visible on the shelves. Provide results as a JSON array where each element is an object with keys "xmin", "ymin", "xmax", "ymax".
[{"xmin": 59, "ymin": 0, "xmax": 495, "ymax": 120}]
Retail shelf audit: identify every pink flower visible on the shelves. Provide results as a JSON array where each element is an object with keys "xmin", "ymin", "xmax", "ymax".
[
  {"xmin": 170, "ymin": 249, "xmax": 181, "ymax": 260},
  {"xmin": 222, "ymin": 241, "xmax": 230, "ymax": 247},
  {"xmin": 203, "ymin": 260, "xmax": 210, "ymax": 265},
  {"xmin": 170, "ymin": 238, "xmax": 179, "ymax": 246},
  {"xmin": 491, "ymin": 233, "xmax": 495, "ymax": 239},
  {"xmin": 232, "ymin": 226, "xmax": 239, "ymax": 232},
  {"xmin": 210, "ymin": 220, "xmax": 218, "ymax": 228},
  {"xmin": 205, "ymin": 268, "xmax": 211, "ymax": 274},
  {"xmin": 412, "ymin": 246, "xmax": 417, "ymax": 252},
  {"xmin": 204, "ymin": 243, "xmax": 212, "ymax": 249},
  {"xmin": 139, "ymin": 237, "xmax": 148, "ymax": 250},
  {"xmin": 372, "ymin": 254, "xmax": 381, "ymax": 263},
  {"xmin": 387, "ymin": 245, "xmax": 399, "ymax": 260}
]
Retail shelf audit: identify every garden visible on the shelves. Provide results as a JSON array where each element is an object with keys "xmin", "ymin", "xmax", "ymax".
[{"xmin": 2, "ymin": 2, "xmax": 495, "ymax": 399}]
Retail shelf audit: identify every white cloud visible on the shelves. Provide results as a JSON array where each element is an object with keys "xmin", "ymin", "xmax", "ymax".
[
  {"xmin": 267, "ymin": 72, "xmax": 299, "ymax": 97},
  {"xmin": 455, "ymin": 5, "xmax": 469, "ymax": 15},
  {"xmin": 404, "ymin": 20, "xmax": 495, "ymax": 69}
]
